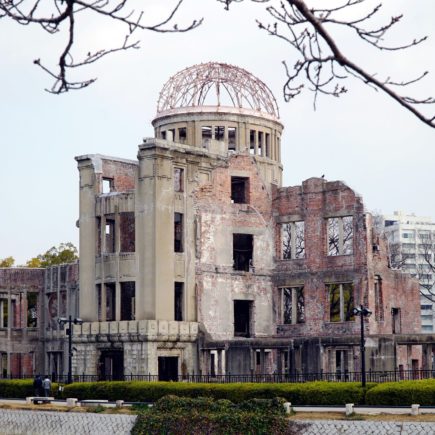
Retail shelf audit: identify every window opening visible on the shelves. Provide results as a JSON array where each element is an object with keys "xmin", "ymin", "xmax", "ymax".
[
  {"xmin": 178, "ymin": 127, "xmax": 187, "ymax": 143},
  {"xmin": 27, "ymin": 293, "xmax": 38, "ymax": 327},
  {"xmin": 228, "ymin": 127, "xmax": 237, "ymax": 150},
  {"xmin": 234, "ymin": 300, "xmax": 252, "ymax": 337},
  {"xmin": 392, "ymin": 307, "xmax": 401, "ymax": 333},
  {"xmin": 99, "ymin": 350, "xmax": 124, "ymax": 381},
  {"xmin": 97, "ymin": 284, "xmax": 102, "ymax": 321},
  {"xmin": 174, "ymin": 213, "xmax": 184, "ymax": 252},
  {"xmin": 281, "ymin": 221, "xmax": 305, "ymax": 259},
  {"xmin": 210, "ymin": 351, "xmax": 216, "ymax": 377},
  {"xmin": 158, "ymin": 356, "xmax": 178, "ymax": 381},
  {"xmin": 374, "ymin": 276, "xmax": 384, "ymax": 321},
  {"xmin": 327, "ymin": 283, "xmax": 355, "ymax": 322},
  {"xmin": 231, "ymin": 177, "xmax": 249, "ymax": 204},
  {"xmin": 167, "ymin": 129, "xmax": 175, "ymax": 141},
  {"xmin": 121, "ymin": 282, "xmax": 135, "ymax": 321},
  {"xmin": 201, "ymin": 126, "xmax": 212, "ymax": 147},
  {"xmin": 327, "ymin": 216, "xmax": 353, "ymax": 256},
  {"xmin": 174, "ymin": 168, "xmax": 184, "ymax": 193},
  {"xmin": 161, "ymin": 130, "xmax": 167, "ymax": 140},
  {"xmin": 105, "ymin": 283, "xmax": 116, "ymax": 321},
  {"xmin": 214, "ymin": 126, "xmax": 225, "ymax": 141},
  {"xmin": 120, "ymin": 212, "xmax": 135, "ymax": 253},
  {"xmin": 249, "ymin": 130, "xmax": 256, "ymax": 154},
  {"xmin": 0, "ymin": 298, "xmax": 8, "ymax": 328},
  {"xmin": 174, "ymin": 282, "xmax": 183, "ymax": 321},
  {"xmin": 102, "ymin": 178, "xmax": 114, "ymax": 194},
  {"xmin": 281, "ymin": 287, "xmax": 305, "ymax": 324},
  {"xmin": 105, "ymin": 219, "xmax": 115, "ymax": 253},
  {"xmin": 233, "ymin": 234, "xmax": 253, "ymax": 271},
  {"xmin": 257, "ymin": 131, "xmax": 263, "ymax": 156}
]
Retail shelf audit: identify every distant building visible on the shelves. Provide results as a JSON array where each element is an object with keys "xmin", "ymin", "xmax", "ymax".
[{"xmin": 383, "ymin": 211, "xmax": 435, "ymax": 333}]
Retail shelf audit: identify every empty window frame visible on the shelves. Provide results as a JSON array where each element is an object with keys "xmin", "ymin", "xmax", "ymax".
[
  {"xmin": 228, "ymin": 127, "xmax": 237, "ymax": 150},
  {"xmin": 27, "ymin": 293, "xmax": 38, "ymax": 328},
  {"xmin": 327, "ymin": 283, "xmax": 355, "ymax": 322},
  {"xmin": 374, "ymin": 276, "xmax": 384, "ymax": 321},
  {"xmin": 249, "ymin": 130, "xmax": 256, "ymax": 154},
  {"xmin": 174, "ymin": 282, "xmax": 183, "ymax": 321},
  {"xmin": 234, "ymin": 300, "xmax": 252, "ymax": 337},
  {"xmin": 201, "ymin": 126, "xmax": 212, "ymax": 147},
  {"xmin": 167, "ymin": 128, "xmax": 176, "ymax": 141},
  {"xmin": 233, "ymin": 234, "xmax": 253, "ymax": 271},
  {"xmin": 102, "ymin": 178, "xmax": 114, "ymax": 193},
  {"xmin": 161, "ymin": 130, "xmax": 167, "ymax": 140},
  {"xmin": 0, "ymin": 297, "xmax": 7, "ymax": 328},
  {"xmin": 231, "ymin": 177, "xmax": 249, "ymax": 204},
  {"xmin": 392, "ymin": 307, "xmax": 401, "ymax": 333},
  {"xmin": 174, "ymin": 168, "xmax": 184, "ymax": 193},
  {"xmin": 281, "ymin": 221, "xmax": 305, "ymax": 259},
  {"xmin": 214, "ymin": 126, "xmax": 225, "ymax": 141},
  {"xmin": 105, "ymin": 219, "xmax": 116, "ymax": 253},
  {"xmin": 121, "ymin": 282, "xmax": 135, "ymax": 321},
  {"xmin": 120, "ymin": 212, "xmax": 135, "ymax": 253},
  {"xmin": 106, "ymin": 283, "xmax": 116, "ymax": 321},
  {"xmin": 281, "ymin": 286, "xmax": 305, "ymax": 324},
  {"xmin": 174, "ymin": 213, "xmax": 184, "ymax": 253},
  {"xmin": 178, "ymin": 127, "xmax": 187, "ymax": 143},
  {"xmin": 327, "ymin": 216, "xmax": 353, "ymax": 256},
  {"xmin": 257, "ymin": 131, "xmax": 263, "ymax": 156}
]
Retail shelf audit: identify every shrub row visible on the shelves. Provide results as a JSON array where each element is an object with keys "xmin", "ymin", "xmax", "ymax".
[
  {"xmin": 366, "ymin": 379, "xmax": 435, "ymax": 406},
  {"xmin": 0, "ymin": 380, "xmax": 60, "ymax": 398},
  {"xmin": 131, "ymin": 395, "xmax": 303, "ymax": 435},
  {"xmin": 61, "ymin": 381, "xmax": 370, "ymax": 405}
]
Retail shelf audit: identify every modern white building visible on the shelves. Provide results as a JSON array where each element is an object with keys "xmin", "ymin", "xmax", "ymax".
[{"xmin": 383, "ymin": 211, "xmax": 435, "ymax": 332}]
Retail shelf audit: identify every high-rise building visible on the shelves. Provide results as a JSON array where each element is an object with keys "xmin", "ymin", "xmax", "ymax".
[{"xmin": 383, "ymin": 211, "xmax": 435, "ymax": 332}]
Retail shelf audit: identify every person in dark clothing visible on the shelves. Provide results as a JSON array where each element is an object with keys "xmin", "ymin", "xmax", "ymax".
[{"xmin": 33, "ymin": 375, "xmax": 43, "ymax": 396}]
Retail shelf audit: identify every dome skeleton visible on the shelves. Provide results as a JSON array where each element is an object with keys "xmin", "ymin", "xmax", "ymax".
[{"xmin": 157, "ymin": 62, "xmax": 279, "ymax": 119}]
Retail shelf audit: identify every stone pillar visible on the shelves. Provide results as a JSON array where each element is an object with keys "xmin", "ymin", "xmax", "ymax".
[
  {"xmin": 137, "ymin": 143, "xmax": 175, "ymax": 320},
  {"xmin": 75, "ymin": 155, "xmax": 99, "ymax": 321}
]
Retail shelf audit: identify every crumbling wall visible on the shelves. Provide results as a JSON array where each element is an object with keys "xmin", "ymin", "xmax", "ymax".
[{"xmin": 195, "ymin": 154, "xmax": 275, "ymax": 339}]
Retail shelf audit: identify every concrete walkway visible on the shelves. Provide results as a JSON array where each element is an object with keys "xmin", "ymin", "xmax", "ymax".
[{"xmin": 0, "ymin": 409, "xmax": 137, "ymax": 435}]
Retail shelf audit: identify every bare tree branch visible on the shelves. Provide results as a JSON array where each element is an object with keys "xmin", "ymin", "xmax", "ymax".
[
  {"xmin": 221, "ymin": 0, "xmax": 435, "ymax": 129},
  {"xmin": 0, "ymin": 0, "xmax": 202, "ymax": 93}
]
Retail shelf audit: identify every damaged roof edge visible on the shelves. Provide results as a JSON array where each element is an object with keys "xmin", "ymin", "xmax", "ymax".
[{"xmin": 75, "ymin": 154, "xmax": 138, "ymax": 172}]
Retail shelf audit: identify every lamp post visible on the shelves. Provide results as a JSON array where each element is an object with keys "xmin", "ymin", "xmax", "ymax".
[
  {"xmin": 352, "ymin": 305, "xmax": 372, "ymax": 387},
  {"xmin": 58, "ymin": 316, "xmax": 83, "ymax": 384}
]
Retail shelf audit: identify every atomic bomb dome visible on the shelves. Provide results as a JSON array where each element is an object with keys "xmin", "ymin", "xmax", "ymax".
[{"xmin": 155, "ymin": 62, "xmax": 280, "ymax": 121}]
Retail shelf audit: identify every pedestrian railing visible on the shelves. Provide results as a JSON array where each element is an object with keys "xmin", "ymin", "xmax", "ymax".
[{"xmin": 3, "ymin": 369, "xmax": 435, "ymax": 383}]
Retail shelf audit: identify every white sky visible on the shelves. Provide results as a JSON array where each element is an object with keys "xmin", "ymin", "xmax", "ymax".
[{"xmin": 1, "ymin": 0, "xmax": 434, "ymax": 265}]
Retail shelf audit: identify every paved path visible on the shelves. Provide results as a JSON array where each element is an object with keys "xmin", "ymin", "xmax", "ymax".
[
  {"xmin": 295, "ymin": 420, "xmax": 435, "ymax": 434},
  {"xmin": 0, "ymin": 409, "xmax": 137, "ymax": 435}
]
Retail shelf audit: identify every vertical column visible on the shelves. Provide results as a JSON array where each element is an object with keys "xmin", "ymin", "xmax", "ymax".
[
  {"xmin": 137, "ymin": 143, "xmax": 175, "ymax": 320},
  {"xmin": 75, "ymin": 155, "xmax": 100, "ymax": 321}
]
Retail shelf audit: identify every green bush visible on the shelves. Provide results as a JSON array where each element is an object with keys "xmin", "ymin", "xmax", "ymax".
[
  {"xmin": 366, "ymin": 379, "xmax": 435, "ymax": 406},
  {"xmin": 132, "ymin": 395, "xmax": 301, "ymax": 435},
  {"xmin": 0, "ymin": 380, "xmax": 60, "ymax": 399},
  {"xmin": 62, "ymin": 380, "xmax": 370, "ymax": 405}
]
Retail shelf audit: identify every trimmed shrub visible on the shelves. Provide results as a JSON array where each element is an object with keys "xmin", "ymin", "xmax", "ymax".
[
  {"xmin": 0, "ymin": 380, "xmax": 60, "ymax": 399},
  {"xmin": 132, "ymin": 395, "xmax": 300, "ymax": 435},
  {"xmin": 366, "ymin": 379, "xmax": 435, "ymax": 406},
  {"xmin": 62, "ymin": 380, "xmax": 370, "ymax": 405}
]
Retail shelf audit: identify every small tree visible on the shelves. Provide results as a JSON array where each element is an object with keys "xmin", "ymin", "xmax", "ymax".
[
  {"xmin": 26, "ymin": 242, "xmax": 78, "ymax": 268},
  {"xmin": 0, "ymin": 257, "xmax": 15, "ymax": 267}
]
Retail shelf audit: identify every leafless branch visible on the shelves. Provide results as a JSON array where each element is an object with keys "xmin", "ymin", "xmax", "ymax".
[
  {"xmin": 222, "ymin": 0, "xmax": 435, "ymax": 129},
  {"xmin": 0, "ymin": 0, "xmax": 202, "ymax": 93}
]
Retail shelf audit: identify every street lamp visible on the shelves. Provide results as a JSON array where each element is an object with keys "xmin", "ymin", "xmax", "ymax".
[
  {"xmin": 352, "ymin": 305, "xmax": 372, "ymax": 388},
  {"xmin": 58, "ymin": 316, "xmax": 83, "ymax": 384}
]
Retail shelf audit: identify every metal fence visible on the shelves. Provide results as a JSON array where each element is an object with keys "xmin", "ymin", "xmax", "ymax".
[{"xmin": 3, "ymin": 369, "xmax": 435, "ymax": 384}]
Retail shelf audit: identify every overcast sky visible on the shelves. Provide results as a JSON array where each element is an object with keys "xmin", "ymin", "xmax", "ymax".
[{"xmin": 1, "ymin": 0, "xmax": 434, "ymax": 265}]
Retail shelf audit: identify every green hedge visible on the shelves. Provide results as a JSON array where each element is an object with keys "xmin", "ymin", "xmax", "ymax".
[
  {"xmin": 366, "ymin": 379, "xmax": 435, "ymax": 406},
  {"xmin": 131, "ymin": 395, "xmax": 301, "ymax": 435},
  {"xmin": 0, "ymin": 380, "xmax": 60, "ymax": 398},
  {"xmin": 62, "ymin": 381, "xmax": 370, "ymax": 405}
]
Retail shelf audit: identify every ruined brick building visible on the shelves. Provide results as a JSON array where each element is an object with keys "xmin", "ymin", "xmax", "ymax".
[{"xmin": 0, "ymin": 63, "xmax": 428, "ymax": 380}]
